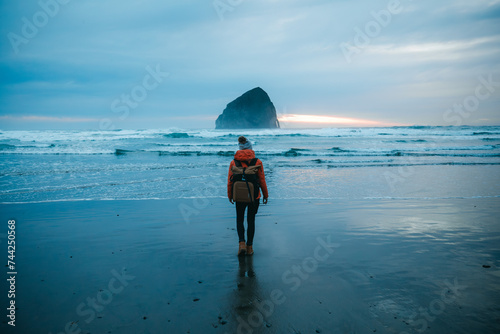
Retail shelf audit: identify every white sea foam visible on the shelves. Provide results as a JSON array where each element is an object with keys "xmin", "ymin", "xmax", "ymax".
[{"xmin": 1, "ymin": 126, "xmax": 499, "ymax": 203}]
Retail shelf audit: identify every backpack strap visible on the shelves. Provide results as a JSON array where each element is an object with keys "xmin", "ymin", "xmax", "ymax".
[
  {"xmin": 234, "ymin": 158, "xmax": 257, "ymax": 167},
  {"xmin": 242, "ymin": 168, "xmax": 254, "ymax": 205},
  {"xmin": 233, "ymin": 158, "xmax": 257, "ymax": 206}
]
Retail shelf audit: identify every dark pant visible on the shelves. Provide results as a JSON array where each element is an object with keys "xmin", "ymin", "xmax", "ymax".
[{"xmin": 236, "ymin": 201, "xmax": 260, "ymax": 246}]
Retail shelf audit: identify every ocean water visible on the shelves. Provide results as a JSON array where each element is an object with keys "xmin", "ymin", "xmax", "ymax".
[{"xmin": 1, "ymin": 126, "xmax": 499, "ymax": 203}]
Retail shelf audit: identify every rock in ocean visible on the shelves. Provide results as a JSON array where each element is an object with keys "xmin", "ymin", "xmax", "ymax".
[{"xmin": 215, "ymin": 87, "xmax": 280, "ymax": 129}]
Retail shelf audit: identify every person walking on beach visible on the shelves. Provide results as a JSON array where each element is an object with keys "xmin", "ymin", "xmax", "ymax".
[{"xmin": 227, "ymin": 136, "xmax": 268, "ymax": 256}]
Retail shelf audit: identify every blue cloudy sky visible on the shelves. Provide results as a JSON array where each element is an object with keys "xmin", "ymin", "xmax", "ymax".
[{"xmin": 1, "ymin": 0, "xmax": 499, "ymax": 130}]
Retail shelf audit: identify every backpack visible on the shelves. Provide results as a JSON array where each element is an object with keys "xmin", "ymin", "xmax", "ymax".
[{"xmin": 231, "ymin": 158, "xmax": 261, "ymax": 203}]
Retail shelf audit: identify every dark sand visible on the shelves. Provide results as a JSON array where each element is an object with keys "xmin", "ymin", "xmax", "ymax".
[{"xmin": 1, "ymin": 197, "xmax": 499, "ymax": 333}]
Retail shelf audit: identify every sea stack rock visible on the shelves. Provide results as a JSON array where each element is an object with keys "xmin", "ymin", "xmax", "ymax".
[{"xmin": 215, "ymin": 87, "xmax": 280, "ymax": 129}]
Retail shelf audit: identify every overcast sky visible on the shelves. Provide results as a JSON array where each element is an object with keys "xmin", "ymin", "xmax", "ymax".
[{"xmin": 1, "ymin": 0, "xmax": 499, "ymax": 130}]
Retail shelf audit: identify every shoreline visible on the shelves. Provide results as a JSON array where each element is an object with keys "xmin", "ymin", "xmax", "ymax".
[{"xmin": 2, "ymin": 193, "xmax": 500, "ymax": 206}]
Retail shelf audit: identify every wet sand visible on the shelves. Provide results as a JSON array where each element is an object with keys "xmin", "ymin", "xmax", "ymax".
[{"xmin": 1, "ymin": 197, "xmax": 499, "ymax": 334}]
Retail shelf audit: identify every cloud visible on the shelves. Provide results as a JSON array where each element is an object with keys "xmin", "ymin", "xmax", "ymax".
[
  {"xmin": 0, "ymin": 0, "xmax": 499, "ymax": 129},
  {"xmin": 0, "ymin": 115, "xmax": 99, "ymax": 123},
  {"xmin": 365, "ymin": 36, "xmax": 500, "ymax": 57}
]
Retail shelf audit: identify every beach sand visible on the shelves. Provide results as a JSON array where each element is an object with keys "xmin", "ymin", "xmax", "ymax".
[{"xmin": 1, "ymin": 197, "xmax": 499, "ymax": 333}]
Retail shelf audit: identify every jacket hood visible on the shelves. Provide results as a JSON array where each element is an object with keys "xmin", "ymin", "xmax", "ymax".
[{"xmin": 234, "ymin": 149, "xmax": 255, "ymax": 161}]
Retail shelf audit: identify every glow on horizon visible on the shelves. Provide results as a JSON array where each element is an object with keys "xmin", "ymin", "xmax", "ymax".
[{"xmin": 278, "ymin": 114, "xmax": 397, "ymax": 127}]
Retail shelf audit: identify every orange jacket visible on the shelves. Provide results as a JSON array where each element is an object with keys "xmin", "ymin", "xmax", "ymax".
[{"xmin": 227, "ymin": 149, "xmax": 268, "ymax": 200}]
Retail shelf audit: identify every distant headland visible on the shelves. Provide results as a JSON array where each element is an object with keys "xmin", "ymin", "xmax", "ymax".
[{"xmin": 215, "ymin": 87, "xmax": 280, "ymax": 129}]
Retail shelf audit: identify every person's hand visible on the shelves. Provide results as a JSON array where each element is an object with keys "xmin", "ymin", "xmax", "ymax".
[
  {"xmin": 229, "ymin": 198, "xmax": 234, "ymax": 204},
  {"xmin": 263, "ymin": 198, "xmax": 268, "ymax": 204}
]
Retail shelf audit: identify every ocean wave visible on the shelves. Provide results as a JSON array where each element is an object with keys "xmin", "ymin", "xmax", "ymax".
[
  {"xmin": 4, "ymin": 126, "xmax": 500, "ymax": 204},
  {"xmin": 217, "ymin": 132, "xmax": 324, "ymax": 138},
  {"xmin": 6, "ymin": 144, "xmax": 500, "ymax": 158},
  {"xmin": 280, "ymin": 148, "xmax": 312, "ymax": 156},
  {"xmin": 472, "ymin": 131, "xmax": 500, "ymax": 136},
  {"xmin": 163, "ymin": 132, "xmax": 193, "ymax": 138},
  {"xmin": 114, "ymin": 148, "xmax": 237, "ymax": 157},
  {"xmin": 406, "ymin": 125, "xmax": 434, "ymax": 129},
  {"xmin": 2, "ymin": 126, "xmax": 500, "ymax": 144},
  {"xmin": 155, "ymin": 143, "xmax": 230, "ymax": 147},
  {"xmin": 0, "ymin": 143, "xmax": 53, "ymax": 151},
  {"xmin": 0, "ymin": 144, "xmax": 16, "ymax": 150},
  {"xmin": 310, "ymin": 158, "xmax": 395, "ymax": 163},
  {"xmin": 326, "ymin": 162, "xmax": 500, "ymax": 168},
  {"xmin": 329, "ymin": 147, "xmax": 353, "ymax": 153},
  {"xmin": 115, "ymin": 149, "xmax": 133, "ymax": 155},
  {"xmin": 106, "ymin": 145, "xmax": 500, "ymax": 158},
  {"xmin": 387, "ymin": 139, "xmax": 427, "ymax": 143},
  {"xmin": 274, "ymin": 133, "xmax": 321, "ymax": 137},
  {"xmin": 0, "ymin": 151, "xmax": 113, "ymax": 155},
  {"xmin": 2, "ymin": 127, "xmax": 500, "ymax": 157}
]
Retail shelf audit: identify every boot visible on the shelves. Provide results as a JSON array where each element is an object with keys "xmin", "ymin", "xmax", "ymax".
[
  {"xmin": 238, "ymin": 241, "xmax": 246, "ymax": 256},
  {"xmin": 246, "ymin": 244, "xmax": 254, "ymax": 256}
]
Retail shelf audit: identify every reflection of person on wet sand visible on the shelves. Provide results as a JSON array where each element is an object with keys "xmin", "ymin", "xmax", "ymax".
[
  {"xmin": 238, "ymin": 255, "xmax": 255, "ymax": 278},
  {"xmin": 233, "ymin": 256, "xmax": 263, "ymax": 333}
]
